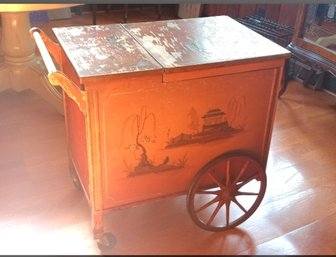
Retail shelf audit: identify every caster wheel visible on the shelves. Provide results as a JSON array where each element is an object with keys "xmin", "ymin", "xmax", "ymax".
[
  {"xmin": 187, "ymin": 153, "xmax": 266, "ymax": 231},
  {"xmin": 97, "ymin": 233, "xmax": 117, "ymax": 251},
  {"xmin": 69, "ymin": 161, "xmax": 82, "ymax": 191}
]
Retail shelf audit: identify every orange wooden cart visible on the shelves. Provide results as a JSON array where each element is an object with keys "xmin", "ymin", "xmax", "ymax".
[{"xmin": 31, "ymin": 16, "xmax": 290, "ymax": 250}]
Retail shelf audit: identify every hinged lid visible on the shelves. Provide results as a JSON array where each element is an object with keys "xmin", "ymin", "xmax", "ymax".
[
  {"xmin": 123, "ymin": 16, "xmax": 290, "ymax": 71},
  {"xmin": 53, "ymin": 16, "xmax": 290, "ymax": 83},
  {"xmin": 52, "ymin": 24, "xmax": 162, "ymax": 80}
]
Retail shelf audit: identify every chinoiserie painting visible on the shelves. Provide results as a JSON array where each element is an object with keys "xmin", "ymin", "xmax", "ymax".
[
  {"xmin": 102, "ymin": 69, "xmax": 274, "ymax": 182},
  {"xmin": 121, "ymin": 95, "xmax": 248, "ymax": 177}
]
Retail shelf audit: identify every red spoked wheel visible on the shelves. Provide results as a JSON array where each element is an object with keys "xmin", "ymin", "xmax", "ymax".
[{"xmin": 187, "ymin": 153, "xmax": 266, "ymax": 231}]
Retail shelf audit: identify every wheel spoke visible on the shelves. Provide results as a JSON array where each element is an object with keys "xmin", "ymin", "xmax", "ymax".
[
  {"xmin": 195, "ymin": 195, "xmax": 220, "ymax": 213},
  {"xmin": 233, "ymin": 161, "xmax": 250, "ymax": 184},
  {"xmin": 226, "ymin": 201, "xmax": 231, "ymax": 227},
  {"xmin": 206, "ymin": 201, "xmax": 225, "ymax": 226},
  {"xmin": 237, "ymin": 191, "xmax": 259, "ymax": 196},
  {"xmin": 226, "ymin": 159, "xmax": 231, "ymax": 188},
  {"xmin": 207, "ymin": 171, "xmax": 225, "ymax": 190},
  {"xmin": 197, "ymin": 189, "xmax": 221, "ymax": 195},
  {"xmin": 237, "ymin": 174, "xmax": 259, "ymax": 189},
  {"xmin": 232, "ymin": 197, "xmax": 248, "ymax": 213}
]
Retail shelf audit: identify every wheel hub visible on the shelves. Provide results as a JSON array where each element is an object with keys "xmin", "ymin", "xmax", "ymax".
[{"xmin": 221, "ymin": 187, "xmax": 235, "ymax": 202}]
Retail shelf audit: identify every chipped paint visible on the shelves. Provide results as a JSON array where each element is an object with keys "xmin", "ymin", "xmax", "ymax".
[
  {"xmin": 52, "ymin": 16, "xmax": 289, "ymax": 79},
  {"xmin": 171, "ymin": 51, "xmax": 182, "ymax": 60},
  {"xmin": 141, "ymin": 35, "xmax": 182, "ymax": 66},
  {"xmin": 65, "ymin": 27, "xmax": 85, "ymax": 36},
  {"xmin": 166, "ymin": 20, "xmax": 181, "ymax": 30},
  {"xmin": 124, "ymin": 16, "xmax": 290, "ymax": 69},
  {"xmin": 129, "ymin": 27, "xmax": 141, "ymax": 36},
  {"xmin": 52, "ymin": 24, "xmax": 162, "ymax": 78}
]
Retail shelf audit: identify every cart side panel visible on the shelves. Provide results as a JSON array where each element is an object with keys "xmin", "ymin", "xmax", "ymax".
[
  {"xmin": 65, "ymin": 94, "xmax": 90, "ymax": 197},
  {"xmin": 92, "ymin": 65, "xmax": 281, "ymax": 210}
]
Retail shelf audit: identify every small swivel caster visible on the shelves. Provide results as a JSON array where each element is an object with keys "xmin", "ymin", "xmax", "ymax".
[{"xmin": 96, "ymin": 232, "xmax": 117, "ymax": 251}]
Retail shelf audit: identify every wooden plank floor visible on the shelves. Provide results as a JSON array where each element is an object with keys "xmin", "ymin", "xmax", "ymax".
[{"xmin": 1, "ymin": 7, "xmax": 336, "ymax": 255}]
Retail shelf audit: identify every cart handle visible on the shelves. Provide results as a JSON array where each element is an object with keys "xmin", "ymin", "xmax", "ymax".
[{"xmin": 30, "ymin": 27, "xmax": 86, "ymax": 113}]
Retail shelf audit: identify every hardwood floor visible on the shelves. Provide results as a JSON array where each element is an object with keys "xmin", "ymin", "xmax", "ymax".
[{"xmin": 1, "ymin": 7, "xmax": 336, "ymax": 255}]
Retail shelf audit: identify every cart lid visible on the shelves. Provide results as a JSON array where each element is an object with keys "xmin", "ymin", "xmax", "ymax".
[
  {"xmin": 123, "ymin": 15, "xmax": 291, "ymax": 71},
  {"xmin": 52, "ymin": 24, "xmax": 162, "ymax": 79}
]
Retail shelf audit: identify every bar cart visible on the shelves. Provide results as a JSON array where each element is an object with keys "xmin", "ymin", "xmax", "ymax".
[{"xmin": 31, "ymin": 15, "xmax": 290, "ymax": 250}]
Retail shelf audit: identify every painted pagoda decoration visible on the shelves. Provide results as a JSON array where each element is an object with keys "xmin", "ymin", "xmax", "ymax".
[{"xmin": 166, "ymin": 107, "xmax": 244, "ymax": 148}]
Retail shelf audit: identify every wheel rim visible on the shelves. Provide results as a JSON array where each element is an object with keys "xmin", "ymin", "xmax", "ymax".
[{"xmin": 187, "ymin": 153, "xmax": 266, "ymax": 231}]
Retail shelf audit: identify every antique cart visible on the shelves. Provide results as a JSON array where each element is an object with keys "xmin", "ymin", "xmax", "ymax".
[{"xmin": 31, "ymin": 16, "xmax": 290, "ymax": 250}]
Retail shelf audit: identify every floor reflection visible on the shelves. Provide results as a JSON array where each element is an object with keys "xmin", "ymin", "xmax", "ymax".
[{"xmin": 202, "ymin": 227, "xmax": 256, "ymax": 255}]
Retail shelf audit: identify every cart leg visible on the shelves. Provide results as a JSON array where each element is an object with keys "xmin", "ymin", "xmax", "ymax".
[
  {"xmin": 69, "ymin": 159, "xmax": 83, "ymax": 191},
  {"xmin": 278, "ymin": 58, "xmax": 290, "ymax": 97},
  {"xmin": 93, "ymin": 211, "xmax": 117, "ymax": 251}
]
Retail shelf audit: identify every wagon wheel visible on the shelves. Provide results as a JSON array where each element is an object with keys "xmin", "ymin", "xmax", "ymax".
[
  {"xmin": 187, "ymin": 153, "xmax": 266, "ymax": 231},
  {"xmin": 69, "ymin": 160, "xmax": 83, "ymax": 191}
]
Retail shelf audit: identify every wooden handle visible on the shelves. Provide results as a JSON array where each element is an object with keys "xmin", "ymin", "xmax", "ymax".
[
  {"xmin": 30, "ymin": 27, "xmax": 86, "ymax": 113},
  {"xmin": 30, "ymin": 27, "xmax": 57, "ymax": 75}
]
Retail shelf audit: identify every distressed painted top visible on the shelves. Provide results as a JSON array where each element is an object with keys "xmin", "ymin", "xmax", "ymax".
[
  {"xmin": 123, "ymin": 16, "xmax": 290, "ymax": 69},
  {"xmin": 52, "ymin": 24, "xmax": 162, "ymax": 78},
  {"xmin": 53, "ymin": 16, "xmax": 290, "ymax": 79}
]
